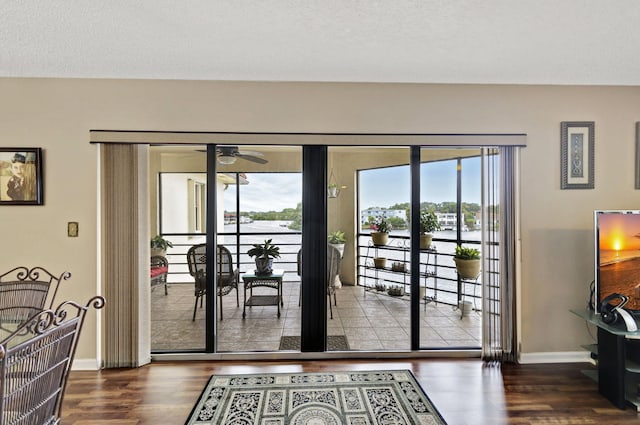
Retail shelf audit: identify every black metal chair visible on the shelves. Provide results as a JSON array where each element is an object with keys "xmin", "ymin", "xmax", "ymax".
[
  {"xmin": 297, "ymin": 245, "xmax": 341, "ymax": 319},
  {"xmin": 0, "ymin": 296, "xmax": 105, "ymax": 425},
  {"xmin": 186, "ymin": 244, "xmax": 239, "ymax": 321},
  {"xmin": 0, "ymin": 266, "xmax": 70, "ymax": 331}
]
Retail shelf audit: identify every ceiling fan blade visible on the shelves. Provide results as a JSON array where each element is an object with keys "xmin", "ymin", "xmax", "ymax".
[
  {"xmin": 235, "ymin": 153, "xmax": 268, "ymax": 164},
  {"xmin": 236, "ymin": 150, "xmax": 264, "ymax": 157}
]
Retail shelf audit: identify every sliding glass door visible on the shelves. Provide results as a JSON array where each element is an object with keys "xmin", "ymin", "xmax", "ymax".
[{"xmin": 148, "ymin": 142, "xmax": 517, "ymax": 357}]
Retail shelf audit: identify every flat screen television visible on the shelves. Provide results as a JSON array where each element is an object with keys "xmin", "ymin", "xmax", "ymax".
[{"xmin": 594, "ymin": 210, "xmax": 640, "ymax": 312}]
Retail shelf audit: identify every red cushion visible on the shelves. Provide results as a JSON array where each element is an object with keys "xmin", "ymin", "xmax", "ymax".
[{"xmin": 150, "ymin": 266, "xmax": 168, "ymax": 278}]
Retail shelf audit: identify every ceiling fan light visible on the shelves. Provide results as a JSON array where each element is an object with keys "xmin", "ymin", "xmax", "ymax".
[{"xmin": 218, "ymin": 154, "xmax": 236, "ymax": 165}]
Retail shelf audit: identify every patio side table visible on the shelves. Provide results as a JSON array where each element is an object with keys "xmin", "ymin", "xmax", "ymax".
[{"xmin": 241, "ymin": 269, "xmax": 285, "ymax": 318}]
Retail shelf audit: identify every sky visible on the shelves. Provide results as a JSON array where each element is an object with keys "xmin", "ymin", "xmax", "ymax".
[
  {"xmin": 359, "ymin": 159, "xmax": 481, "ymax": 209},
  {"xmin": 225, "ymin": 157, "xmax": 481, "ymax": 213},
  {"xmin": 598, "ymin": 211, "xmax": 640, "ymax": 251},
  {"xmin": 226, "ymin": 173, "xmax": 302, "ymax": 212}
]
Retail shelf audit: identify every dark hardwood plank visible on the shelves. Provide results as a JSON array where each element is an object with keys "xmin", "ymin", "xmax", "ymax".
[{"xmin": 62, "ymin": 359, "xmax": 640, "ymax": 425}]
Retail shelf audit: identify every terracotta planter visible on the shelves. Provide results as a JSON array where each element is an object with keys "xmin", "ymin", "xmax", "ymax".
[
  {"xmin": 420, "ymin": 234, "xmax": 433, "ymax": 250},
  {"xmin": 373, "ymin": 257, "xmax": 387, "ymax": 269},
  {"xmin": 454, "ymin": 258, "xmax": 481, "ymax": 279},
  {"xmin": 371, "ymin": 232, "xmax": 389, "ymax": 246}
]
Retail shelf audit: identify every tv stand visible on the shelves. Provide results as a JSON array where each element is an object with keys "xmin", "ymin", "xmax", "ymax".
[{"xmin": 571, "ymin": 309, "xmax": 640, "ymax": 410}]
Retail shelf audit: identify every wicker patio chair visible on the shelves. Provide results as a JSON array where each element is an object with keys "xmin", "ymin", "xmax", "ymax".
[
  {"xmin": 186, "ymin": 244, "xmax": 239, "ymax": 321},
  {"xmin": 297, "ymin": 245, "xmax": 341, "ymax": 319},
  {"xmin": 0, "ymin": 266, "xmax": 70, "ymax": 331},
  {"xmin": 0, "ymin": 296, "xmax": 105, "ymax": 425},
  {"xmin": 150, "ymin": 255, "xmax": 169, "ymax": 295}
]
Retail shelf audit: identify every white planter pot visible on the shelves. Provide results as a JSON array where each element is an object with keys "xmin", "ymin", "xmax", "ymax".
[
  {"xmin": 255, "ymin": 258, "xmax": 273, "ymax": 275},
  {"xmin": 327, "ymin": 187, "xmax": 339, "ymax": 198},
  {"xmin": 329, "ymin": 243, "xmax": 345, "ymax": 258}
]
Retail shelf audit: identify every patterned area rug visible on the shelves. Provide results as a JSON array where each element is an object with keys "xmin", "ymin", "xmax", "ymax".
[
  {"xmin": 279, "ymin": 335, "xmax": 349, "ymax": 351},
  {"xmin": 185, "ymin": 370, "xmax": 447, "ymax": 425}
]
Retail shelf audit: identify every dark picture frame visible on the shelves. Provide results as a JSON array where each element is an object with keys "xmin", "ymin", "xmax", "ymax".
[
  {"xmin": 0, "ymin": 148, "xmax": 43, "ymax": 205},
  {"xmin": 560, "ymin": 121, "xmax": 594, "ymax": 189}
]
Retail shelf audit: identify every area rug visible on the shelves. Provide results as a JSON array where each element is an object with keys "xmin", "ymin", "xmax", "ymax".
[
  {"xmin": 279, "ymin": 335, "xmax": 349, "ymax": 351},
  {"xmin": 185, "ymin": 370, "xmax": 447, "ymax": 425}
]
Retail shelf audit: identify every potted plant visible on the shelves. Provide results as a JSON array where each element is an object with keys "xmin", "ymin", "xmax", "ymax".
[
  {"xmin": 327, "ymin": 183, "xmax": 347, "ymax": 198},
  {"xmin": 328, "ymin": 230, "xmax": 346, "ymax": 257},
  {"xmin": 373, "ymin": 257, "xmax": 387, "ymax": 269},
  {"xmin": 453, "ymin": 245, "xmax": 481, "ymax": 279},
  {"xmin": 387, "ymin": 285, "xmax": 404, "ymax": 296},
  {"xmin": 150, "ymin": 235, "xmax": 173, "ymax": 257},
  {"xmin": 419, "ymin": 210, "xmax": 440, "ymax": 249},
  {"xmin": 247, "ymin": 239, "xmax": 281, "ymax": 275},
  {"xmin": 370, "ymin": 215, "xmax": 391, "ymax": 246}
]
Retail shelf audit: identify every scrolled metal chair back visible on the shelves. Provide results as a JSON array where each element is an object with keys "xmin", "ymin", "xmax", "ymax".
[
  {"xmin": 0, "ymin": 266, "xmax": 70, "ymax": 330},
  {"xmin": 0, "ymin": 295, "xmax": 105, "ymax": 425}
]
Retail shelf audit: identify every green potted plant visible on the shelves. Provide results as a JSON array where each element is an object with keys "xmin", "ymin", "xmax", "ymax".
[
  {"xmin": 150, "ymin": 235, "xmax": 173, "ymax": 257},
  {"xmin": 371, "ymin": 215, "xmax": 391, "ymax": 246},
  {"xmin": 247, "ymin": 239, "xmax": 281, "ymax": 275},
  {"xmin": 328, "ymin": 230, "xmax": 346, "ymax": 257},
  {"xmin": 419, "ymin": 210, "xmax": 440, "ymax": 249},
  {"xmin": 327, "ymin": 183, "xmax": 347, "ymax": 198},
  {"xmin": 453, "ymin": 245, "xmax": 481, "ymax": 279}
]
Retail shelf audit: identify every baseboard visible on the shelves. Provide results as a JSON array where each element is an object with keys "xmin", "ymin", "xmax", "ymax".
[
  {"xmin": 71, "ymin": 358, "xmax": 101, "ymax": 371},
  {"xmin": 519, "ymin": 351, "xmax": 594, "ymax": 364}
]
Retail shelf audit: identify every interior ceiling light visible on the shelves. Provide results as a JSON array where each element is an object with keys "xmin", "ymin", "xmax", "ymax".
[{"xmin": 218, "ymin": 154, "xmax": 237, "ymax": 165}]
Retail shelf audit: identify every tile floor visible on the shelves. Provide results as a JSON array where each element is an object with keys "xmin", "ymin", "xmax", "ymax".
[{"xmin": 151, "ymin": 280, "xmax": 481, "ymax": 352}]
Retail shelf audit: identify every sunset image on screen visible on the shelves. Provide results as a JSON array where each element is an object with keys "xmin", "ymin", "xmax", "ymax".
[
  {"xmin": 598, "ymin": 212, "xmax": 640, "ymax": 311},
  {"xmin": 599, "ymin": 213, "xmax": 640, "ymax": 262}
]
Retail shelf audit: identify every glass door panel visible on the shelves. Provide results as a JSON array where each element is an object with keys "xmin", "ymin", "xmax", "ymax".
[
  {"xmin": 217, "ymin": 145, "xmax": 302, "ymax": 352},
  {"xmin": 352, "ymin": 147, "xmax": 411, "ymax": 351},
  {"xmin": 418, "ymin": 148, "xmax": 482, "ymax": 349},
  {"xmin": 151, "ymin": 144, "xmax": 209, "ymax": 352}
]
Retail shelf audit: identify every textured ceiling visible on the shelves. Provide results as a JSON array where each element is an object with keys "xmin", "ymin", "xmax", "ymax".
[{"xmin": 2, "ymin": 0, "xmax": 639, "ymax": 85}]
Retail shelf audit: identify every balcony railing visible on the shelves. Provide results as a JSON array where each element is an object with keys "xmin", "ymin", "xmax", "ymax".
[
  {"xmin": 159, "ymin": 231, "xmax": 302, "ymax": 284},
  {"xmin": 357, "ymin": 232, "xmax": 488, "ymax": 309},
  {"xmin": 155, "ymin": 230, "xmax": 496, "ymax": 311}
]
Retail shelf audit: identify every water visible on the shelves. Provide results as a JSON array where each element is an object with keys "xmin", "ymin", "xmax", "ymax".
[
  {"xmin": 166, "ymin": 222, "xmax": 485, "ymax": 288},
  {"xmin": 599, "ymin": 249, "xmax": 640, "ymax": 266}
]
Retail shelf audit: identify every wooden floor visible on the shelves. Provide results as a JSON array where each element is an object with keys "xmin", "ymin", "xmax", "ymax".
[{"xmin": 62, "ymin": 359, "xmax": 639, "ymax": 425}]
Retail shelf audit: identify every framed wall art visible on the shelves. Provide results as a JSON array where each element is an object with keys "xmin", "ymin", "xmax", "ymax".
[
  {"xmin": 560, "ymin": 121, "xmax": 594, "ymax": 189},
  {"xmin": 0, "ymin": 148, "xmax": 43, "ymax": 205}
]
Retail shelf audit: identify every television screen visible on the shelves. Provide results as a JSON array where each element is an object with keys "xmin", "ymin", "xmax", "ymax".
[{"xmin": 595, "ymin": 210, "xmax": 640, "ymax": 312}]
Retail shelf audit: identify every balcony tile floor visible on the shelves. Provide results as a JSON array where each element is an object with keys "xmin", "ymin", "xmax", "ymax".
[{"xmin": 151, "ymin": 281, "xmax": 481, "ymax": 352}]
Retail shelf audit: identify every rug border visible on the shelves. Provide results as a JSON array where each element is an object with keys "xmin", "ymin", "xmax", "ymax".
[
  {"xmin": 184, "ymin": 369, "xmax": 447, "ymax": 425},
  {"xmin": 184, "ymin": 374, "xmax": 215, "ymax": 425},
  {"xmin": 404, "ymin": 369, "xmax": 448, "ymax": 424}
]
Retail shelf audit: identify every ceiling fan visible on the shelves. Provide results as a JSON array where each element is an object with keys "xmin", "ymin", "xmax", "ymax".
[{"xmin": 201, "ymin": 146, "xmax": 268, "ymax": 165}]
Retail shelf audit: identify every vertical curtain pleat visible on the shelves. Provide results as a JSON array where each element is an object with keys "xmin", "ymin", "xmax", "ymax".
[
  {"xmin": 481, "ymin": 146, "xmax": 518, "ymax": 362},
  {"xmin": 101, "ymin": 144, "xmax": 140, "ymax": 368}
]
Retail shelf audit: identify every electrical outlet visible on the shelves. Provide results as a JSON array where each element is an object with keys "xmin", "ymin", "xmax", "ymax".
[{"xmin": 67, "ymin": 222, "xmax": 79, "ymax": 237}]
